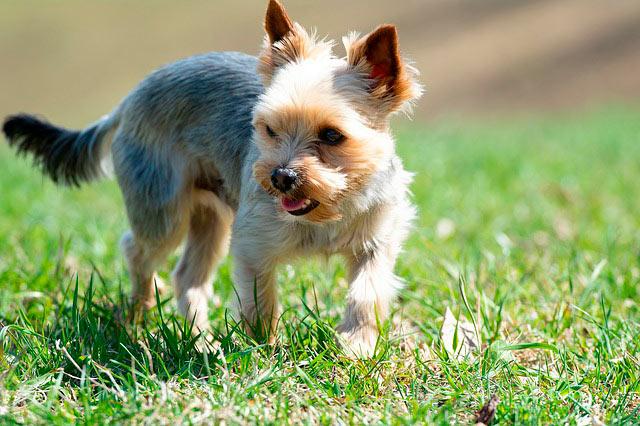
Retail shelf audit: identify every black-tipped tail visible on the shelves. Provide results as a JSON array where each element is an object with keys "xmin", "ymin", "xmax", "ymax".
[{"xmin": 3, "ymin": 113, "xmax": 113, "ymax": 186}]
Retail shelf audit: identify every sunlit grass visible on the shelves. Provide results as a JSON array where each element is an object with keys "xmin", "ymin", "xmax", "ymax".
[{"xmin": 1, "ymin": 107, "xmax": 639, "ymax": 423}]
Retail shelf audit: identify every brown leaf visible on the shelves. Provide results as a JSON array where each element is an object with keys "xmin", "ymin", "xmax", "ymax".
[{"xmin": 475, "ymin": 394, "xmax": 499, "ymax": 426}]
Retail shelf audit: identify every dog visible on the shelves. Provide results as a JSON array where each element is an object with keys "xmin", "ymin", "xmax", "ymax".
[{"xmin": 2, "ymin": 0, "xmax": 422, "ymax": 356}]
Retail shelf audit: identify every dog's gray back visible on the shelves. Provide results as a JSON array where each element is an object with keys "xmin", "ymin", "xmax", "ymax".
[{"xmin": 115, "ymin": 52, "xmax": 263, "ymax": 209}]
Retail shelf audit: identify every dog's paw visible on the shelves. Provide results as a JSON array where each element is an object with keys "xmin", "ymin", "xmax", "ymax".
[
  {"xmin": 132, "ymin": 275, "xmax": 168, "ymax": 310},
  {"xmin": 151, "ymin": 274, "xmax": 168, "ymax": 296},
  {"xmin": 336, "ymin": 324, "xmax": 379, "ymax": 358},
  {"xmin": 177, "ymin": 287, "xmax": 212, "ymax": 334}
]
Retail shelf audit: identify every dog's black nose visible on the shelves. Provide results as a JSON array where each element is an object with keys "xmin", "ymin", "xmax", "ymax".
[{"xmin": 271, "ymin": 167, "xmax": 298, "ymax": 193}]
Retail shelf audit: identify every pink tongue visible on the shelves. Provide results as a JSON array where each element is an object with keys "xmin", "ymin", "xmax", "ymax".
[{"xmin": 281, "ymin": 197, "xmax": 307, "ymax": 212}]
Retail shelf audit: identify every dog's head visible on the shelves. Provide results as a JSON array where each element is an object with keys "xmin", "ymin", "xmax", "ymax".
[{"xmin": 252, "ymin": 0, "xmax": 422, "ymax": 223}]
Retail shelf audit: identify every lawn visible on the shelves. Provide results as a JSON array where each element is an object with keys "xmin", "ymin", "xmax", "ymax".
[{"xmin": 1, "ymin": 107, "xmax": 639, "ymax": 424}]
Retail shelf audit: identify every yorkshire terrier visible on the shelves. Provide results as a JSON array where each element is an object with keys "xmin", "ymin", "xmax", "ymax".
[{"xmin": 2, "ymin": 0, "xmax": 422, "ymax": 356}]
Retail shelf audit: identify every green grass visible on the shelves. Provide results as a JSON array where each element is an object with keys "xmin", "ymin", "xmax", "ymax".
[{"xmin": 1, "ymin": 107, "xmax": 639, "ymax": 424}]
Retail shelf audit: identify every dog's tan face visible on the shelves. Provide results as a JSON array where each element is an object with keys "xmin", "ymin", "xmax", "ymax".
[{"xmin": 252, "ymin": 0, "xmax": 422, "ymax": 223}]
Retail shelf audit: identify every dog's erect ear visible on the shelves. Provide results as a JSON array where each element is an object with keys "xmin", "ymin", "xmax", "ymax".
[
  {"xmin": 345, "ymin": 25, "xmax": 422, "ymax": 114},
  {"xmin": 259, "ymin": 0, "xmax": 300, "ymax": 84},
  {"xmin": 353, "ymin": 25, "xmax": 400, "ymax": 84},
  {"xmin": 265, "ymin": 0, "xmax": 294, "ymax": 44},
  {"xmin": 259, "ymin": 1, "xmax": 332, "ymax": 85}
]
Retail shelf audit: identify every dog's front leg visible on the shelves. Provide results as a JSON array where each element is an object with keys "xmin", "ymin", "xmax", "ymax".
[
  {"xmin": 338, "ymin": 252, "xmax": 402, "ymax": 357},
  {"xmin": 232, "ymin": 256, "xmax": 279, "ymax": 344}
]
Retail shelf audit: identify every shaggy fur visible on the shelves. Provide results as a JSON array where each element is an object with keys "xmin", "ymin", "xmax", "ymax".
[{"xmin": 2, "ymin": 0, "xmax": 422, "ymax": 356}]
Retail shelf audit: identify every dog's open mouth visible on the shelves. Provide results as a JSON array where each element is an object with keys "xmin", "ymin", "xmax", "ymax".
[{"xmin": 281, "ymin": 197, "xmax": 320, "ymax": 216}]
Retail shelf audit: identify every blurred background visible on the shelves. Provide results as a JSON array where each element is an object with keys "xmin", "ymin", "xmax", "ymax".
[{"xmin": 1, "ymin": 0, "xmax": 639, "ymax": 124}]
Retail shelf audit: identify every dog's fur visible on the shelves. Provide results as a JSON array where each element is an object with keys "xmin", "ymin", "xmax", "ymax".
[{"xmin": 2, "ymin": 0, "xmax": 422, "ymax": 356}]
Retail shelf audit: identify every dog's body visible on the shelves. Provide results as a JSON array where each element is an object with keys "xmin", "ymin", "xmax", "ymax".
[{"xmin": 3, "ymin": 1, "xmax": 421, "ymax": 356}]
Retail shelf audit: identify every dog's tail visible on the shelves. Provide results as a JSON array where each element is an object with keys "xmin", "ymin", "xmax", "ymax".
[{"xmin": 2, "ymin": 112, "xmax": 119, "ymax": 186}]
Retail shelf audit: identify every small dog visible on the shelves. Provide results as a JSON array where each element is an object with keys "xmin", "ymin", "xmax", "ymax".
[{"xmin": 2, "ymin": 0, "xmax": 422, "ymax": 356}]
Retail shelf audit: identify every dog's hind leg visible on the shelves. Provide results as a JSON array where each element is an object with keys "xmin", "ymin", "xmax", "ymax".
[
  {"xmin": 172, "ymin": 189, "xmax": 234, "ymax": 333},
  {"xmin": 113, "ymin": 137, "xmax": 192, "ymax": 312},
  {"xmin": 120, "ymin": 211, "xmax": 189, "ymax": 311}
]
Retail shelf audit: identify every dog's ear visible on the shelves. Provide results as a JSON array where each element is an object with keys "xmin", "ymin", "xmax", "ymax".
[
  {"xmin": 265, "ymin": 0, "xmax": 294, "ymax": 44},
  {"xmin": 259, "ymin": 0, "xmax": 302, "ymax": 84},
  {"xmin": 345, "ymin": 25, "xmax": 422, "ymax": 114},
  {"xmin": 259, "ymin": 1, "xmax": 331, "ymax": 85}
]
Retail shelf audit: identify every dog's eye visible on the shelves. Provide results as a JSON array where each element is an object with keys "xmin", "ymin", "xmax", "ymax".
[
  {"xmin": 265, "ymin": 125, "xmax": 277, "ymax": 139},
  {"xmin": 318, "ymin": 128, "xmax": 344, "ymax": 145}
]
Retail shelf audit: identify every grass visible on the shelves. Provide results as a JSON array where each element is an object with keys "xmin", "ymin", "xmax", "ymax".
[{"xmin": 1, "ymin": 106, "xmax": 639, "ymax": 424}]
